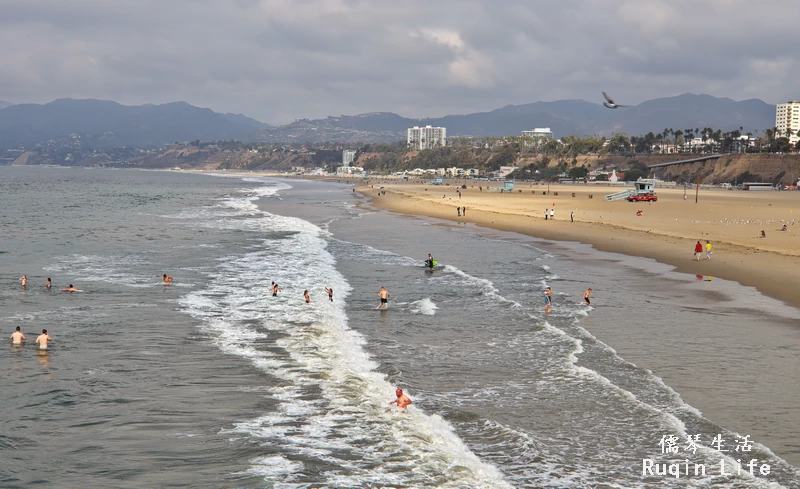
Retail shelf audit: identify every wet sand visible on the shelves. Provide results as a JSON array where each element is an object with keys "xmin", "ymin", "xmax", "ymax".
[{"xmin": 357, "ymin": 181, "xmax": 800, "ymax": 309}]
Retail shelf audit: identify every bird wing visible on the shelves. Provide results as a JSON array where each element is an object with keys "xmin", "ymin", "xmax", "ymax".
[{"xmin": 602, "ymin": 92, "xmax": 614, "ymax": 104}]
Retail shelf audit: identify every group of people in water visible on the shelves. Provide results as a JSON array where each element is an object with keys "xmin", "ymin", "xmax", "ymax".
[
  {"xmin": 18, "ymin": 275, "xmax": 79, "ymax": 292},
  {"xmin": 10, "ymin": 326, "xmax": 52, "ymax": 350},
  {"xmin": 269, "ymin": 281, "xmax": 335, "ymax": 303},
  {"xmin": 543, "ymin": 286, "xmax": 592, "ymax": 313}
]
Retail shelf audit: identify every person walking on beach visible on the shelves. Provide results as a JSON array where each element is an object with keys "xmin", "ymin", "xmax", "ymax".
[
  {"xmin": 390, "ymin": 388, "xmax": 412, "ymax": 411},
  {"xmin": 304, "ymin": 290, "xmax": 310, "ymax": 303},
  {"xmin": 545, "ymin": 209, "xmax": 548, "ymax": 220},
  {"xmin": 19, "ymin": 275, "xmax": 27, "ymax": 288},
  {"xmin": 272, "ymin": 283, "xmax": 281, "ymax": 297},
  {"xmin": 694, "ymin": 241, "xmax": 703, "ymax": 261},
  {"xmin": 163, "ymin": 273, "xmax": 173, "ymax": 284},
  {"xmin": 583, "ymin": 288, "xmax": 592, "ymax": 305},
  {"xmin": 544, "ymin": 287, "xmax": 552, "ymax": 313},
  {"xmin": 570, "ymin": 211, "xmax": 574, "ymax": 223},
  {"xmin": 462, "ymin": 206, "xmax": 466, "ymax": 216},
  {"xmin": 705, "ymin": 241, "xmax": 712, "ymax": 260},
  {"xmin": 376, "ymin": 286, "xmax": 390, "ymax": 309},
  {"xmin": 457, "ymin": 207, "xmax": 461, "ymax": 217},
  {"xmin": 10, "ymin": 326, "xmax": 26, "ymax": 344},
  {"xmin": 325, "ymin": 287, "xmax": 334, "ymax": 302},
  {"xmin": 550, "ymin": 208, "xmax": 555, "ymax": 220},
  {"xmin": 36, "ymin": 329, "xmax": 52, "ymax": 350}
]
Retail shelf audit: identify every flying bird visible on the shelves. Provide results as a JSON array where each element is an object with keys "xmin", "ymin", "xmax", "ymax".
[{"xmin": 602, "ymin": 92, "xmax": 628, "ymax": 109}]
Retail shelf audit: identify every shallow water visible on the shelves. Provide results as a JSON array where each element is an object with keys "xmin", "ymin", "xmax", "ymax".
[{"xmin": 1, "ymin": 167, "xmax": 798, "ymax": 488}]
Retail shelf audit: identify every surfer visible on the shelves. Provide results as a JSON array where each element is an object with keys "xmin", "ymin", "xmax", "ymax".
[
  {"xmin": 376, "ymin": 286, "xmax": 390, "ymax": 309},
  {"xmin": 36, "ymin": 329, "xmax": 52, "ymax": 350},
  {"xmin": 304, "ymin": 290, "xmax": 310, "ymax": 303},
  {"xmin": 163, "ymin": 273, "xmax": 173, "ymax": 284},
  {"xmin": 583, "ymin": 288, "xmax": 592, "ymax": 305},
  {"xmin": 390, "ymin": 388, "xmax": 412, "ymax": 410},
  {"xmin": 325, "ymin": 287, "xmax": 333, "ymax": 302},
  {"xmin": 10, "ymin": 326, "xmax": 26, "ymax": 344},
  {"xmin": 61, "ymin": 284, "xmax": 79, "ymax": 292},
  {"xmin": 544, "ymin": 287, "xmax": 552, "ymax": 313}
]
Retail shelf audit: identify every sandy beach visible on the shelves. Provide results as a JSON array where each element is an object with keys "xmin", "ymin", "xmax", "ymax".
[{"xmin": 356, "ymin": 180, "xmax": 800, "ymax": 309}]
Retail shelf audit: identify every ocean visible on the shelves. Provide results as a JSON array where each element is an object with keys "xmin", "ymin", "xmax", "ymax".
[{"xmin": 1, "ymin": 166, "xmax": 798, "ymax": 489}]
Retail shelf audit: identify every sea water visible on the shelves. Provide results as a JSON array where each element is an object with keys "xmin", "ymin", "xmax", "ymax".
[{"xmin": 0, "ymin": 167, "xmax": 798, "ymax": 488}]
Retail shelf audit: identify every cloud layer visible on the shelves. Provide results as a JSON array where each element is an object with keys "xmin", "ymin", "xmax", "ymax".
[{"xmin": 1, "ymin": 0, "xmax": 798, "ymax": 124}]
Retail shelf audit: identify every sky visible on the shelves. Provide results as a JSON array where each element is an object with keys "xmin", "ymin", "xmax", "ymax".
[{"xmin": 1, "ymin": 0, "xmax": 799, "ymax": 125}]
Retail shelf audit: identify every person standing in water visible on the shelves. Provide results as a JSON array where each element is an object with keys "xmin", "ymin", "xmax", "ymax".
[
  {"xmin": 272, "ymin": 283, "xmax": 281, "ymax": 297},
  {"xmin": 163, "ymin": 273, "xmax": 173, "ymax": 284},
  {"xmin": 583, "ymin": 288, "xmax": 592, "ymax": 305},
  {"xmin": 36, "ymin": 329, "xmax": 52, "ymax": 350},
  {"xmin": 45, "ymin": 278, "xmax": 52, "ymax": 289},
  {"xmin": 325, "ymin": 287, "xmax": 334, "ymax": 302},
  {"xmin": 10, "ymin": 326, "xmax": 26, "ymax": 344},
  {"xmin": 390, "ymin": 388, "xmax": 412, "ymax": 411},
  {"xmin": 544, "ymin": 287, "xmax": 552, "ymax": 313},
  {"xmin": 304, "ymin": 290, "xmax": 310, "ymax": 303},
  {"xmin": 376, "ymin": 286, "xmax": 390, "ymax": 309},
  {"xmin": 19, "ymin": 275, "xmax": 27, "ymax": 288}
]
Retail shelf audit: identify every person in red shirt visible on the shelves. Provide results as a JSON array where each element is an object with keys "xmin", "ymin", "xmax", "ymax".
[{"xmin": 694, "ymin": 241, "xmax": 703, "ymax": 261}]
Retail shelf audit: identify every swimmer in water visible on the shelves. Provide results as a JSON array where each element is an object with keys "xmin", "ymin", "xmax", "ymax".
[
  {"xmin": 272, "ymin": 283, "xmax": 281, "ymax": 297},
  {"xmin": 376, "ymin": 286, "xmax": 390, "ymax": 309},
  {"xmin": 61, "ymin": 284, "xmax": 79, "ymax": 292},
  {"xmin": 163, "ymin": 273, "xmax": 173, "ymax": 284},
  {"xmin": 45, "ymin": 278, "xmax": 52, "ymax": 288},
  {"xmin": 19, "ymin": 275, "xmax": 27, "ymax": 287},
  {"xmin": 10, "ymin": 326, "xmax": 26, "ymax": 344},
  {"xmin": 304, "ymin": 290, "xmax": 310, "ymax": 303},
  {"xmin": 390, "ymin": 388, "xmax": 412, "ymax": 410},
  {"xmin": 36, "ymin": 329, "xmax": 52, "ymax": 350},
  {"xmin": 583, "ymin": 288, "xmax": 592, "ymax": 305},
  {"xmin": 325, "ymin": 287, "xmax": 333, "ymax": 302}
]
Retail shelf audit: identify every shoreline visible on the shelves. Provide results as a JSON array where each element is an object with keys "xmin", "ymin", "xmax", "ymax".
[{"xmin": 354, "ymin": 182, "xmax": 800, "ymax": 310}]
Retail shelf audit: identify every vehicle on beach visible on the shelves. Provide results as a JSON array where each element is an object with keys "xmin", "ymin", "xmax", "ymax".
[{"xmin": 626, "ymin": 181, "xmax": 658, "ymax": 202}]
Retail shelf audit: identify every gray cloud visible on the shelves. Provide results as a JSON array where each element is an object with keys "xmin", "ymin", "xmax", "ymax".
[{"xmin": 1, "ymin": 0, "xmax": 798, "ymax": 124}]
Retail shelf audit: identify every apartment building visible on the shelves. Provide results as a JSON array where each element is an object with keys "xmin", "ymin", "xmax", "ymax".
[{"xmin": 407, "ymin": 125, "xmax": 446, "ymax": 150}]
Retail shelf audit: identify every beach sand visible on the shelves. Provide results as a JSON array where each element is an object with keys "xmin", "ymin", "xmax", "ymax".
[{"xmin": 357, "ymin": 181, "xmax": 800, "ymax": 309}]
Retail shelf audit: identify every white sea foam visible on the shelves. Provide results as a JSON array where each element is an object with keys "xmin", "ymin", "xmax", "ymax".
[
  {"xmin": 410, "ymin": 297, "xmax": 438, "ymax": 315},
  {"xmin": 176, "ymin": 178, "xmax": 514, "ymax": 488}
]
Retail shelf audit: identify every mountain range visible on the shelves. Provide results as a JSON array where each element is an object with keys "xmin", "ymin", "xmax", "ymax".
[
  {"xmin": 0, "ymin": 98, "xmax": 268, "ymax": 149},
  {"xmin": 0, "ymin": 94, "xmax": 779, "ymax": 148},
  {"xmin": 254, "ymin": 94, "xmax": 777, "ymax": 143}
]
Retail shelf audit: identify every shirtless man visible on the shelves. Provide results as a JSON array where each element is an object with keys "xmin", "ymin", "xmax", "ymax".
[
  {"xmin": 61, "ymin": 284, "xmax": 79, "ymax": 292},
  {"xmin": 10, "ymin": 326, "xmax": 26, "ymax": 344},
  {"xmin": 583, "ymin": 288, "xmax": 592, "ymax": 305},
  {"xmin": 544, "ymin": 287, "xmax": 552, "ymax": 313},
  {"xmin": 390, "ymin": 388, "xmax": 412, "ymax": 410},
  {"xmin": 163, "ymin": 273, "xmax": 173, "ymax": 284},
  {"xmin": 19, "ymin": 275, "xmax": 27, "ymax": 287},
  {"xmin": 36, "ymin": 329, "xmax": 52, "ymax": 350},
  {"xmin": 376, "ymin": 286, "xmax": 390, "ymax": 309},
  {"xmin": 325, "ymin": 287, "xmax": 333, "ymax": 302},
  {"xmin": 272, "ymin": 283, "xmax": 281, "ymax": 297},
  {"xmin": 304, "ymin": 290, "xmax": 310, "ymax": 303}
]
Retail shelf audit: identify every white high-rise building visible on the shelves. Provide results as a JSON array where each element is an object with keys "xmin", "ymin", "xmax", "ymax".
[
  {"xmin": 775, "ymin": 101, "xmax": 800, "ymax": 146},
  {"xmin": 342, "ymin": 149, "xmax": 357, "ymax": 167},
  {"xmin": 522, "ymin": 128, "xmax": 553, "ymax": 140},
  {"xmin": 407, "ymin": 125, "xmax": 446, "ymax": 150}
]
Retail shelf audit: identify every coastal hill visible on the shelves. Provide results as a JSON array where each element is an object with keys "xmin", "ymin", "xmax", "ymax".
[
  {"xmin": 0, "ymin": 98, "xmax": 269, "ymax": 149},
  {"xmin": 0, "ymin": 94, "xmax": 779, "ymax": 148},
  {"xmin": 0, "ymin": 100, "xmax": 12, "ymax": 110},
  {"xmin": 256, "ymin": 94, "xmax": 777, "ymax": 143}
]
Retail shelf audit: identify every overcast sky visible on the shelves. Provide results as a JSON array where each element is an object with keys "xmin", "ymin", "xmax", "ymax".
[{"xmin": 1, "ymin": 0, "xmax": 799, "ymax": 124}]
